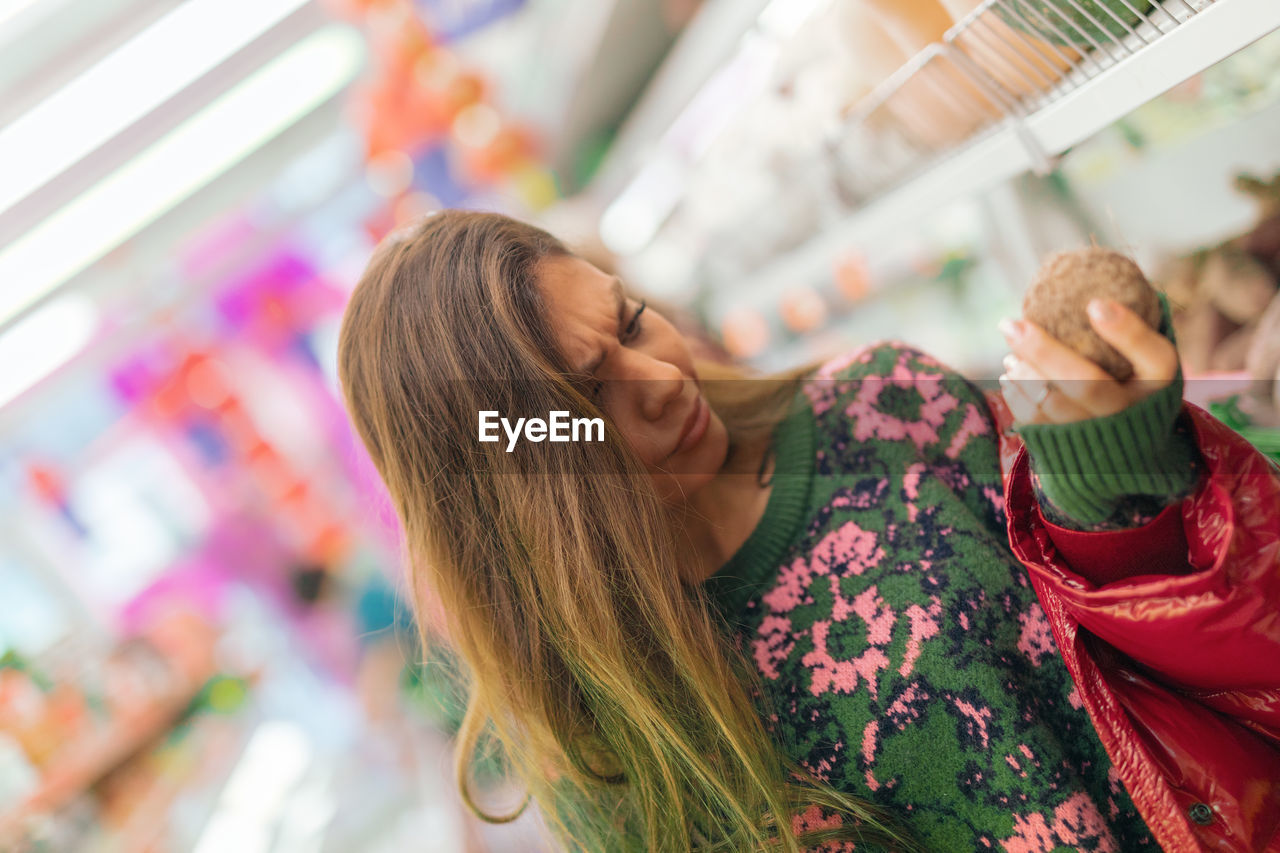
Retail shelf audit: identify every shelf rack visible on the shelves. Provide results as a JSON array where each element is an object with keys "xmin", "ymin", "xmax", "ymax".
[
  {"xmin": 699, "ymin": 0, "xmax": 1280, "ymax": 316},
  {"xmin": 0, "ymin": 670, "xmax": 210, "ymax": 848}
]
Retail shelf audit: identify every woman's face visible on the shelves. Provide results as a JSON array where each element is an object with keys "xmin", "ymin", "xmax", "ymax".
[{"xmin": 538, "ymin": 255, "xmax": 729, "ymax": 503}]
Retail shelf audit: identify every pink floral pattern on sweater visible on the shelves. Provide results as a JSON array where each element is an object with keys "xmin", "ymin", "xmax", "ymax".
[{"xmin": 717, "ymin": 344, "xmax": 1154, "ymax": 851}]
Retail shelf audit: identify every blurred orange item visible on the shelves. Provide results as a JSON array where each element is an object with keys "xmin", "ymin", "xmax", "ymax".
[
  {"xmin": 43, "ymin": 686, "xmax": 90, "ymax": 746},
  {"xmin": 326, "ymin": 0, "xmax": 398, "ymax": 17},
  {"xmin": 103, "ymin": 639, "xmax": 174, "ymax": 717},
  {"xmin": 939, "ymin": 0, "xmax": 1076, "ymax": 99},
  {"xmin": 361, "ymin": 28, "xmax": 456, "ymax": 157},
  {"xmin": 835, "ymin": 253, "xmax": 873, "ymax": 302},
  {"xmin": 0, "ymin": 669, "xmax": 53, "ymax": 765},
  {"xmin": 140, "ymin": 608, "xmax": 217, "ymax": 685},
  {"xmin": 0, "ymin": 676, "xmax": 91, "ymax": 771},
  {"xmin": 446, "ymin": 73, "xmax": 487, "ymax": 115},
  {"xmin": 862, "ymin": 0, "xmax": 952, "ymax": 49},
  {"xmin": 414, "ymin": 48, "xmax": 461, "ymax": 90},
  {"xmin": 306, "ymin": 524, "xmax": 351, "ymax": 567},
  {"xmin": 363, "ymin": 205, "xmax": 401, "ymax": 246},
  {"xmin": 251, "ymin": 458, "xmax": 296, "ymax": 502},
  {"xmin": 459, "ymin": 125, "xmax": 535, "ymax": 183},
  {"xmin": 837, "ymin": 2, "xmax": 912, "ymax": 91},
  {"xmin": 363, "ymin": 79, "xmax": 451, "ymax": 157},
  {"xmin": 781, "ymin": 287, "xmax": 828, "ymax": 334},
  {"xmin": 217, "ymin": 401, "xmax": 259, "ymax": 453},
  {"xmin": 452, "ymin": 103, "xmax": 501, "ymax": 149},
  {"xmin": 25, "ymin": 462, "xmax": 65, "ymax": 504},
  {"xmin": 149, "ymin": 373, "xmax": 190, "ymax": 421},
  {"xmin": 1166, "ymin": 75, "xmax": 1204, "ymax": 101},
  {"xmin": 721, "ymin": 309, "xmax": 771, "ymax": 360},
  {"xmin": 393, "ymin": 191, "xmax": 440, "ymax": 226},
  {"xmin": 184, "ymin": 358, "xmax": 231, "ymax": 410},
  {"xmin": 280, "ymin": 480, "xmax": 309, "ymax": 508},
  {"xmin": 839, "ymin": 2, "xmax": 992, "ymax": 151}
]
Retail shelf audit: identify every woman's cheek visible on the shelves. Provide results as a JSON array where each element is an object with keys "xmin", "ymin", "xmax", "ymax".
[
  {"xmin": 611, "ymin": 417, "xmax": 666, "ymax": 467},
  {"xmin": 637, "ymin": 431, "xmax": 673, "ymax": 469}
]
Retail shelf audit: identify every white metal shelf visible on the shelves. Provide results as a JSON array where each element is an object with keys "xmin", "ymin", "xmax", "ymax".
[
  {"xmin": 713, "ymin": 0, "xmax": 1280, "ymax": 313},
  {"xmin": 586, "ymin": 0, "xmax": 772, "ymax": 201}
]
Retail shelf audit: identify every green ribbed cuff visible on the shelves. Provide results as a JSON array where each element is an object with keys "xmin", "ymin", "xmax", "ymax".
[
  {"xmin": 1015, "ymin": 375, "xmax": 1197, "ymax": 525},
  {"xmin": 1014, "ymin": 291, "xmax": 1198, "ymax": 527}
]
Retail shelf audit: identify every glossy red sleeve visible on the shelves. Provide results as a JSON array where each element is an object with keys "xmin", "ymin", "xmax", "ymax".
[
  {"xmin": 994, "ymin": 396, "xmax": 1280, "ymax": 853},
  {"xmin": 1032, "ymin": 500, "xmax": 1191, "ymax": 586},
  {"xmin": 1001, "ymin": 402, "xmax": 1280, "ymax": 693}
]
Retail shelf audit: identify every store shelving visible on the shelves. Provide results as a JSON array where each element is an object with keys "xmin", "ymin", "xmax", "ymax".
[
  {"xmin": 719, "ymin": 0, "xmax": 1280, "ymax": 311},
  {"xmin": 586, "ymin": 0, "xmax": 773, "ymax": 200},
  {"xmin": 0, "ymin": 665, "xmax": 212, "ymax": 847}
]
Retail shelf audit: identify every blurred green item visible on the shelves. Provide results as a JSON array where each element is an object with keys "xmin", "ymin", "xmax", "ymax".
[
  {"xmin": 402, "ymin": 646, "xmax": 466, "ymax": 734},
  {"xmin": 402, "ymin": 643, "xmax": 512, "ymax": 784},
  {"xmin": 201, "ymin": 675, "xmax": 250, "ymax": 714},
  {"xmin": 997, "ymin": 0, "xmax": 1153, "ymax": 48},
  {"xmin": 0, "ymin": 650, "xmax": 53, "ymax": 691},
  {"xmin": 1209, "ymin": 395, "xmax": 1280, "ymax": 464},
  {"xmin": 935, "ymin": 251, "xmax": 977, "ymax": 304}
]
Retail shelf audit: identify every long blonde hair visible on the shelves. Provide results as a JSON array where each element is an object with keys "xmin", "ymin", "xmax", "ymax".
[{"xmin": 337, "ymin": 210, "xmax": 913, "ymax": 852}]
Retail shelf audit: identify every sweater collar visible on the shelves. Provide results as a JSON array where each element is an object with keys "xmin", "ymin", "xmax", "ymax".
[{"xmin": 702, "ymin": 393, "xmax": 815, "ymax": 623}]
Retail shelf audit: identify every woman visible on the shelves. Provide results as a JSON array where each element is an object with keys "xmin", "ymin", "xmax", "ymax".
[{"xmin": 337, "ymin": 211, "xmax": 1280, "ymax": 852}]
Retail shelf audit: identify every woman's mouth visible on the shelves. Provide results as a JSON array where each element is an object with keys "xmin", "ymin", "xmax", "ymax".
[{"xmin": 673, "ymin": 395, "xmax": 709, "ymax": 457}]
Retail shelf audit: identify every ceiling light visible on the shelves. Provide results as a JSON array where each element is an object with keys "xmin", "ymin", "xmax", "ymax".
[
  {"xmin": 0, "ymin": 294, "xmax": 96, "ymax": 408},
  {"xmin": 599, "ymin": 156, "xmax": 686, "ymax": 256},
  {"xmin": 756, "ymin": 0, "xmax": 831, "ymax": 41},
  {"xmin": 0, "ymin": 0, "xmax": 314, "ymax": 218},
  {"xmin": 0, "ymin": 24, "xmax": 365, "ymax": 329}
]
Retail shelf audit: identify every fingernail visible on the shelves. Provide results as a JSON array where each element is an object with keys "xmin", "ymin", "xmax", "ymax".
[
  {"xmin": 998, "ymin": 318, "xmax": 1024, "ymax": 341},
  {"xmin": 1088, "ymin": 299, "xmax": 1116, "ymax": 323},
  {"xmin": 1002, "ymin": 354, "xmax": 1017, "ymax": 373}
]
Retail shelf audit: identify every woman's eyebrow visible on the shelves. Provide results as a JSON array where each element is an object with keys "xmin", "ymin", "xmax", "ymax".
[{"xmin": 578, "ymin": 277, "xmax": 626, "ymax": 375}]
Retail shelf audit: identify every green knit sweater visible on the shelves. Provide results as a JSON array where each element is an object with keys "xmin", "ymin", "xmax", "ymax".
[
  {"xmin": 1015, "ymin": 292, "xmax": 1199, "ymax": 529},
  {"xmin": 704, "ymin": 339, "xmax": 1195, "ymax": 851}
]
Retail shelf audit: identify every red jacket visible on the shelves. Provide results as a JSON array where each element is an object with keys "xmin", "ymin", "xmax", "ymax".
[{"xmin": 988, "ymin": 394, "xmax": 1280, "ymax": 852}]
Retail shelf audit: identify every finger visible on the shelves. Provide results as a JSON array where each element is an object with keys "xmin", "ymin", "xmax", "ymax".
[
  {"xmin": 1001, "ymin": 365, "xmax": 1096, "ymax": 425},
  {"xmin": 1002, "ymin": 355, "xmax": 1051, "ymax": 404},
  {"xmin": 1000, "ymin": 318, "xmax": 1113, "ymax": 382},
  {"xmin": 1035, "ymin": 383, "xmax": 1095, "ymax": 424},
  {"xmin": 1001, "ymin": 318, "xmax": 1129, "ymax": 416},
  {"xmin": 1087, "ymin": 299, "xmax": 1179, "ymax": 383},
  {"xmin": 1006, "ymin": 351, "xmax": 1128, "ymax": 418},
  {"xmin": 999, "ymin": 373, "xmax": 1045, "ymax": 425}
]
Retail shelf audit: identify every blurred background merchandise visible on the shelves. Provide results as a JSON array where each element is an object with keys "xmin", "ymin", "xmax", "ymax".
[{"xmin": 0, "ymin": 0, "xmax": 1278, "ymax": 851}]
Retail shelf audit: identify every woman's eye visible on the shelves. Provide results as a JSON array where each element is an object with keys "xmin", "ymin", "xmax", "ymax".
[
  {"xmin": 580, "ymin": 299, "xmax": 645, "ymax": 401},
  {"xmin": 623, "ymin": 300, "xmax": 646, "ymax": 342}
]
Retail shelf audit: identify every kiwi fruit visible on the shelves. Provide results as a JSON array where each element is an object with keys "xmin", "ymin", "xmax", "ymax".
[{"xmin": 1022, "ymin": 247, "xmax": 1161, "ymax": 381}]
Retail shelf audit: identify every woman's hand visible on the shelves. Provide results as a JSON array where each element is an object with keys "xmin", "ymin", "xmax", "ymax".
[{"xmin": 998, "ymin": 298, "xmax": 1180, "ymax": 426}]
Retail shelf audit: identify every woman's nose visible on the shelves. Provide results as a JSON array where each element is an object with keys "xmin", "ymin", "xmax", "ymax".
[{"xmin": 619, "ymin": 350, "xmax": 685, "ymax": 422}]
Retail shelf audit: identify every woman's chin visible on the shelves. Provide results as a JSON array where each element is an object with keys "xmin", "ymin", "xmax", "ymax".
[{"xmin": 653, "ymin": 415, "xmax": 731, "ymax": 504}]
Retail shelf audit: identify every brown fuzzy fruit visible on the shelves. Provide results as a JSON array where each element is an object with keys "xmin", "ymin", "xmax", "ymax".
[
  {"xmin": 1022, "ymin": 248, "xmax": 1162, "ymax": 381},
  {"xmin": 1199, "ymin": 246, "xmax": 1277, "ymax": 324}
]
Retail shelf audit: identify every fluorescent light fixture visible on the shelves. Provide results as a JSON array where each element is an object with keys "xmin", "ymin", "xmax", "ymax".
[
  {"xmin": 193, "ymin": 720, "xmax": 312, "ymax": 853},
  {"xmin": 0, "ymin": 0, "xmax": 313, "ymax": 217},
  {"xmin": 0, "ymin": 293, "xmax": 96, "ymax": 408},
  {"xmin": 0, "ymin": 24, "xmax": 365, "ymax": 328},
  {"xmin": 599, "ymin": 156, "xmax": 686, "ymax": 256},
  {"xmin": 662, "ymin": 32, "xmax": 777, "ymax": 163},
  {"xmin": 0, "ymin": 0, "xmax": 43, "ymax": 29},
  {"xmin": 756, "ymin": 0, "xmax": 831, "ymax": 40}
]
